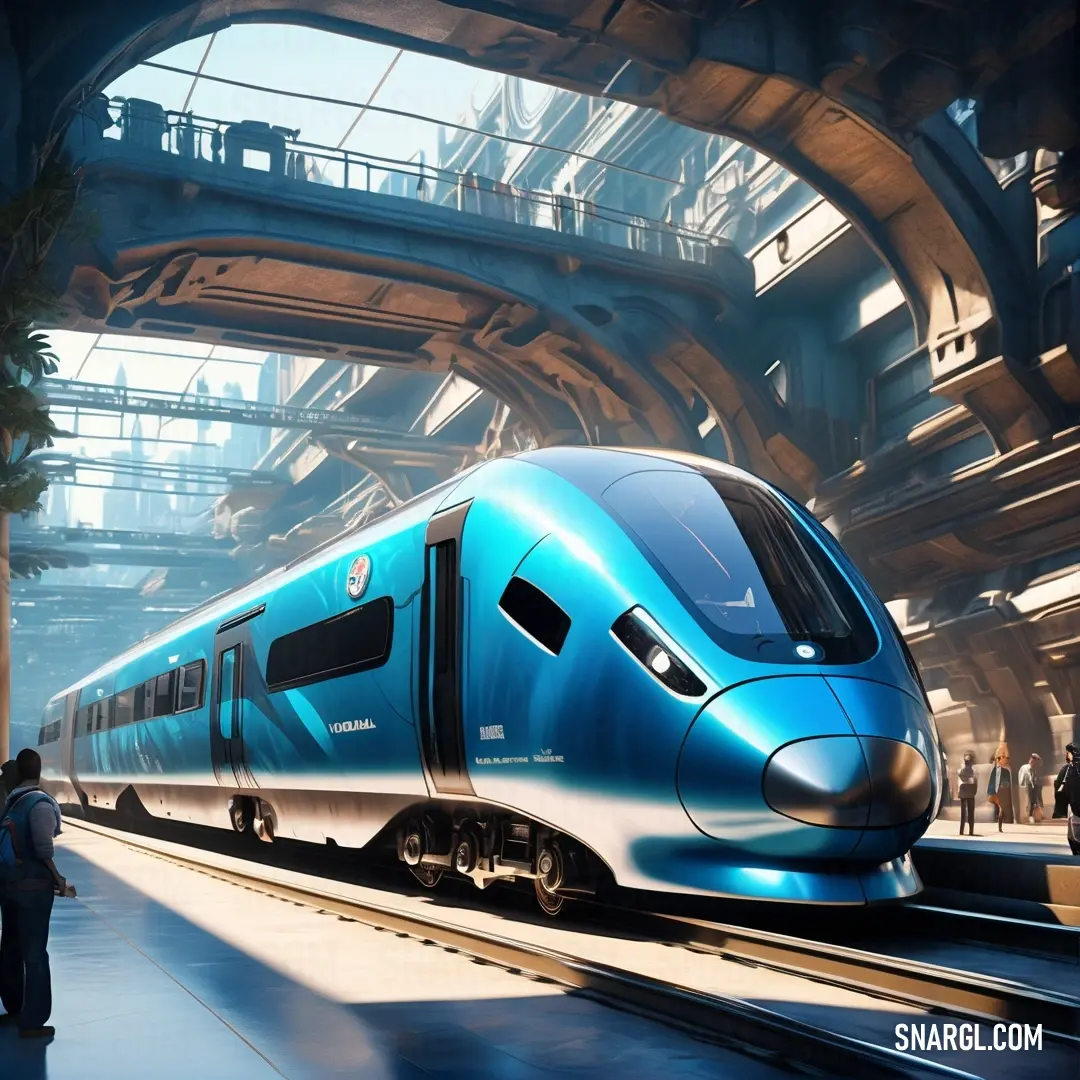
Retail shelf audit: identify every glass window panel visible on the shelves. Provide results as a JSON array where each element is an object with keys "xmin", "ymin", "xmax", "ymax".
[
  {"xmin": 265, "ymin": 597, "xmax": 392, "ymax": 692},
  {"xmin": 178, "ymin": 661, "xmax": 204, "ymax": 711},
  {"xmin": 603, "ymin": 469, "xmax": 878, "ymax": 664},
  {"xmin": 115, "ymin": 689, "xmax": 135, "ymax": 728},
  {"xmin": 219, "ymin": 648, "xmax": 237, "ymax": 740}
]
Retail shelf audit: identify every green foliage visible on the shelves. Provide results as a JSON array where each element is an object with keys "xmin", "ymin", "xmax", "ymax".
[
  {"xmin": 0, "ymin": 148, "xmax": 83, "ymax": 516},
  {"xmin": 9, "ymin": 546, "xmax": 90, "ymax": 579}
]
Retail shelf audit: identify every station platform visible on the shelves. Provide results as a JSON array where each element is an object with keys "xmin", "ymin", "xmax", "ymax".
[
  {"xmin": 913, "ymin": 818, "xmax": 1079, "ymax": 914},
  {"xmin": 920, "ymin": 817, "xmax": 1073, "ymax": 855},
  {"xmin": 0, "ymin": 829, "xmax": 799, "ymax": 1080}
]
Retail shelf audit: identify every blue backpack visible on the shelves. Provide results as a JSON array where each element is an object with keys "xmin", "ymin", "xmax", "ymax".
[{"xmin": 0, "ymin": 790, "xmax": 54, "ymax": 869}]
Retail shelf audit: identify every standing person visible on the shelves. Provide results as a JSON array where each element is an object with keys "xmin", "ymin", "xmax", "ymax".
[
  {"xmin": 1017, "ymin": 753, "xmax": 1043, "ymax": 823},
  {"xmin": 956, "ymin": 752, "xmax": 978, "ymax": 836},
  {"xmin": 1055, "ymin": 743, "xmax": 1080, "ymax": 856},
  {"xmin": 0, "ymin": 761, "xmax": 17, "ymax": 799},
  {"xmin": 0, "ymin": 748, "xmax": 77, "ymax": 1038},
  {"xmin": 987, "ymin": 743, "xmax": 1014, "ymax": 833}
]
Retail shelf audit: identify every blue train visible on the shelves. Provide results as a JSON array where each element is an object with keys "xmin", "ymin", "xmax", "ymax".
[{"xmin": 37, "ymin": 447, "xmax": 944, "ymax": 912}]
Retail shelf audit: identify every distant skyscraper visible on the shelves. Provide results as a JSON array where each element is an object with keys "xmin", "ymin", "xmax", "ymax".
[
  {"xmin": 221, "ymin": 379, "xmax": 259, "ymax": 470},
  {"xmin": 256, "ymin": 354, "xmax": 290, "ymax": 459},
  {"xmin": 38, "ymin": 484, "xmax": 70, "ymax": 528},
  {"xmin": 103, "ymin": 363, "xmax": 140, "ymax": 530}
]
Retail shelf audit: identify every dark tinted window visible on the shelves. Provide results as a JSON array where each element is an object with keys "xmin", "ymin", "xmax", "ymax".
[
  {"xmin": 75, "ymin": 659, "xmax": 207, "ymax": 737},
  {"xmin": 37, "ymin": 719, "xmax": 61, "ymax": 746},
  {"xmin": 883, "ymin": 607, "xmax": 931, "ymax": 707},
  {"xmin": 153, "ymin": 671, "xmax": 176, "ymax": 717},
  {"xmin": 178, "ymin": 661, "xmax": 205, "ymax": 711},
  {"xmin": 114, "ymin": 688, "xmax": 135, "ymax": 728},
  {"xmin": 266, "ymin": 596, "xmax": 394, "ymax": 692},
  {"xmin": 498, "ymin": 577, "xmax": 571, "ymax": 655},
  {"xmin": 37, "ymin": 700, "xmax": 64, "ymax": 745},
  {"xmin": 603, "ymin": 470, "xmax": 877, "ymax": 664}
]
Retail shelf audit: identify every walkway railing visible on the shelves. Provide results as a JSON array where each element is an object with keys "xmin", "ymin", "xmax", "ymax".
[
  {"xmin": 42, "ymin": 377, "xmax": 466, "ymax": 449},
  {"xmin": 72, "ymin": 98, "xmax": 728, "ymax": 266}
]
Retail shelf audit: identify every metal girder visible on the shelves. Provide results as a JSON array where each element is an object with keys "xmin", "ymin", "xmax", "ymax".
[
  {"xmin": 10, "ymin": 526, "xmax": 229, "ymax": 550},
  {"xmin": 9, "ymin": 524, "xmax": 237, "ymax": 569},
  {"xmin": 32, "ymin": 453, "xmax": 285, "ymax": 489},
  {"xmin": 42, "ymin": 377, "xmax": 468, "ymax": 445},
  {"xmin": 313, "ymin": 434, "xmax": 476, "ymax": 472}
]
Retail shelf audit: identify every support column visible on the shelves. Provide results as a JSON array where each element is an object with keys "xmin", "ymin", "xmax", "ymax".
[{"xmin": 0, "ymin": 512, "xmax": 9, "ymax": 762}]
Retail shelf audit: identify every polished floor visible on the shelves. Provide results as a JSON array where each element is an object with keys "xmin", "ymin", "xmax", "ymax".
[{"xmin": 0, "ymin": 839, "xmax": 796, "ymax": 1080}]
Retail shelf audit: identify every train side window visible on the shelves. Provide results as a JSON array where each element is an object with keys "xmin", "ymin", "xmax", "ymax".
[
  {"xmin": 154, "ymin": 671, "xmax": 176, "ymax": 717},
  {"xmin": 498, "ymin": 577, "xmax": 571, "ymax": 656},
  {"xmin": 37, "ymin": 700, "xmax": 64, "ymax": 744},
  {"xmin": 265, "ymin": 596, "xmax": 394, "ymax": 693},
  {"xmin": 37, "ymin": 720, "xmax": 61, "ymax": 745},
  {"xmin": 115, "ymin": 688, "xmax": 135, "ymax": 728},
  {"xmin": 142, "ymin": 680, "xmax": 156, "ymax": 720},
  {"xmin": 177, "ymin": 661, "xmax": 205, "ymax": 712}
]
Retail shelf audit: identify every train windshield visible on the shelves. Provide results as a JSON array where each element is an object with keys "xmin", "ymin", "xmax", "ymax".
[{"xmin": 602, "ymin": 470, "xmax": 877, "ymax": 664}]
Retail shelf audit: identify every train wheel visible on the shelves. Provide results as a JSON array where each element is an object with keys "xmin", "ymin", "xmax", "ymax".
[
  {"xmin": 409, "ymin": 865, "xmax": 444, "ymax": 888},
  {"xmin": 229, "ymin": 796, "xmax": 257, "ymax": 839},
  {"xmin": 534, "ymin": 877, "xmax": 566, "ymax": 917}
]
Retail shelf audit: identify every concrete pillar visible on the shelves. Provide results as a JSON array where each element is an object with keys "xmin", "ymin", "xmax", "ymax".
[{"xmin": 0, "ymin": 512, "xmax": 9, "ymax": 762}]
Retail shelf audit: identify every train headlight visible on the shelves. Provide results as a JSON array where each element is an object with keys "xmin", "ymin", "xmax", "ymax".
[
  {"xmin": 612, "ymin": 609, "xmax": 706, "ymax": 698},
  {"xmin": 648, "ymin": 647, "xmax": 672, "ymax": 675}
]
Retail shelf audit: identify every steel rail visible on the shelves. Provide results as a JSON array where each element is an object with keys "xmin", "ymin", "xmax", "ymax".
[
  {"xmin": 900, "ymin": 902, "xmax": 1080, "ymax": 963},
  {"xmin": 65, "ymin": 818, "xmax": 976, "ymax": 1080},
  {"xmin": 599, "ymin": 905, "xmax": 1080, "ymax": 1041}
]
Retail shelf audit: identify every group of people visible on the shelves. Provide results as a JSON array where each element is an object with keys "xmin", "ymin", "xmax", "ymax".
[
  {"xmin": 955, "ymin": 741, "xmax": 1080, "ymax": 854},
  {"xmin": 0, "ymin": 748, "xmax": 74, "ymax": 1040}
]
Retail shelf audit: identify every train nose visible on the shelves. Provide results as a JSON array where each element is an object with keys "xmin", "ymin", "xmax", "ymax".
[
  {"xmin": 677, "ymin": 675, "xmax": 936, "ymax": 858},
  {"xmin": 763, "ymin": 735, "xmax": 933, "ymax": 828}
]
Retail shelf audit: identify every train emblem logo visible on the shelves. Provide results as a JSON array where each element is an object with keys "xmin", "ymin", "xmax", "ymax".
[{"xmin": 346, "ymin": 555, "xmax": 371, "ymax": 600}]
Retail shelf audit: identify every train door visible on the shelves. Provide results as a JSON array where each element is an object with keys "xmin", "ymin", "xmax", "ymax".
[
  {"xmin": 211, "ymin": 624, "xmax": 256, "ymax": 789},
  {"xmin": 419, "ymin": 501, "xmax": 475, "ymax": 796},
  {"xmin": 61, "ymin": 691, "xmax": 81, "ymax": 806}
]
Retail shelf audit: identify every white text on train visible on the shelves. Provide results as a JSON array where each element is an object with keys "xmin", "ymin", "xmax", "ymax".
[
  {"xmin": 479, "ymin": 725, "xmax": 505, "ymax": 740},
  {"xmin": 330, "ymin": 719, "xmax": 376, "ymax": 734}
]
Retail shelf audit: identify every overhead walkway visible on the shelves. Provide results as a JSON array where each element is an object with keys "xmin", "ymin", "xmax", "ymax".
[
  {"xmin": 32, "ymin": 453, "xmax": 286, "ymax": 495},
  {"xmin": 42, "ymin": 378, "xmax": 474, "ymax": 460},
  {"xmin": 88, "ymin": 97, "xmax": 722, "ymax": 267},
  {"xmin": 10, "ymin": 525, "xmax": 237, "ymax": 568}
]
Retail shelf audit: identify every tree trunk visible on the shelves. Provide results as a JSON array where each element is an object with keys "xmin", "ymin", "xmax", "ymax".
[{"xmin": 0, "ymin": 512, "xmax": 9, "ymax": 762}]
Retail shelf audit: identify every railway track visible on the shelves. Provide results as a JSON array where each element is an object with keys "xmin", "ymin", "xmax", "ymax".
[
  {"xmin": 593, "ymin": 903, "xmax": 1080, "ymax": 1038},
  {"xmin": 897, "ymin": 902, "xmax": 1080, "ymax": 962},
  {"xmin": 67, "ymin": 814, "xmax": 1080, "ymax": 1039},
  {"xmin": 66, "ymin": 817, "xmax": 984, "ymax": 1080}
]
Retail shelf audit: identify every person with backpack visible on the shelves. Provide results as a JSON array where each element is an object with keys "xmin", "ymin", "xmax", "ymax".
[
  {"xmin": 0, "ymin": 748, "xmax": 76, "ymax": 1038},
  {"xmin": 0, "ymin": 760, "xmax": 17, "ymax": 799}
]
